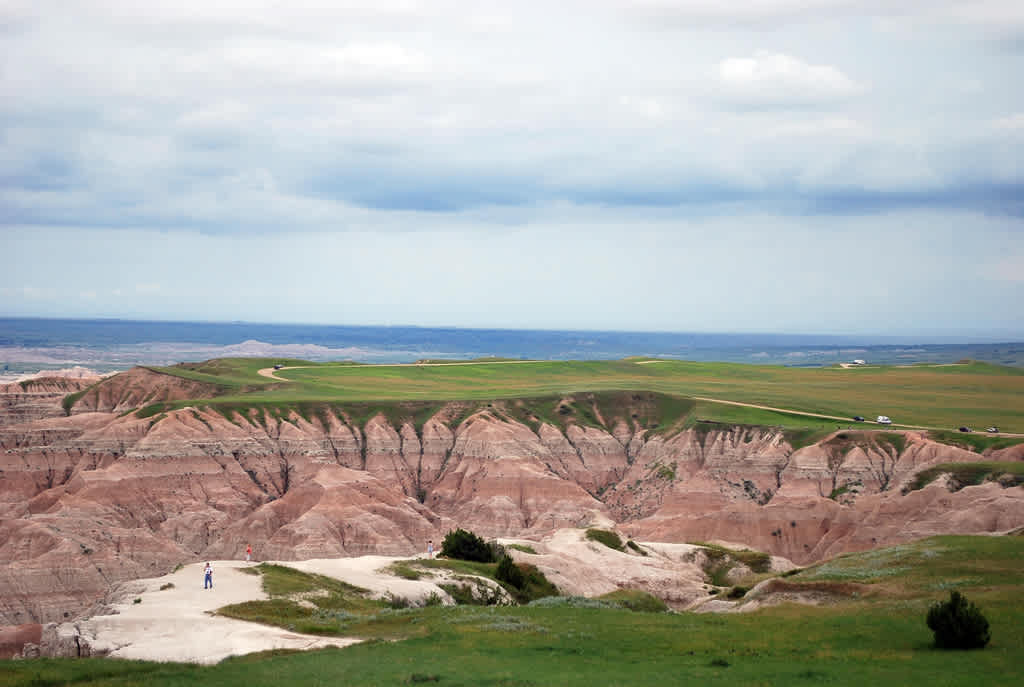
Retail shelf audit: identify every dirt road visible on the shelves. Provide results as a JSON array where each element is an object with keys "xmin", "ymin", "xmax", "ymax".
[{"xmin": 258, "ymin": 359, "xmax": 540, "ymax": 381}]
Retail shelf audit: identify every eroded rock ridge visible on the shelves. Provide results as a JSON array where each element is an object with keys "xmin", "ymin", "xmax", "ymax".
[{"xmin": 1, "ymin": 371, "xmax": 1022, "ymax": 626}]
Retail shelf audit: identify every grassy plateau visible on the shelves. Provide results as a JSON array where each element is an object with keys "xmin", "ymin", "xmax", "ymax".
[{"xmin": 115, "ymin": 357, "xmax": 1024, "ymax": 436}]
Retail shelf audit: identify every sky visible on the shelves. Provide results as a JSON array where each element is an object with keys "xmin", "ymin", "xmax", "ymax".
[{"xmin": 1, "ymin": 0, "xmax": 1023, "ymax": 338}]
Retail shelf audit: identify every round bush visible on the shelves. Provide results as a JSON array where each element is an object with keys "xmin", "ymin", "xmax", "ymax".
[{"xmin": 926, "ymin": 591, "xmax": 990, "ymax": 649}]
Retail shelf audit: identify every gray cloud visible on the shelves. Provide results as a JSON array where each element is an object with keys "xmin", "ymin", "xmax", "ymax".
[
  {"xmin": 1, "ymin": 1, "xmax": 1022, "ymax": 336},
  {"xmin": 1, "ymin": 1, "xmax": 1021, "ymax": 232}
]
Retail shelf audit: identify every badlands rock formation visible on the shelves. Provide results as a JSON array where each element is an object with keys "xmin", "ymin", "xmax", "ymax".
[
  {"xmin": 1, "ymin": 367, "xmax": 1022, "ymax": 631},
  {"xmin": 0, "ymin": 374, "xmax": 99, "ymax": 427}
]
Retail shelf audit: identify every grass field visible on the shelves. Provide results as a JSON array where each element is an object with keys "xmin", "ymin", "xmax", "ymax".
[
  {"xmin": 131, "ymin": 358, "xmax": 1024, "ymax": 435},
  {"xmin": 4, "ymin": 535, "xmax": 1022, "ymax": 686}
]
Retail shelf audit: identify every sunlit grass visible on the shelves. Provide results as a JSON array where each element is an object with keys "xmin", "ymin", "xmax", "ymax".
[{"xmin": 5, "ymin": 536, "xmax": 1023, "ymax": 687}]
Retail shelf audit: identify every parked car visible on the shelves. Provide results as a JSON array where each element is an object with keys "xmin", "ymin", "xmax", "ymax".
[
  {"xmin": 876, "ymin": 416, "xmax": 892, "ymax": 425},
  {"xmin": 853, "ymin": 416, "xmax": 865, "ymax": 422},
  {"xmin": 958, "ymin": 426, "xmax": 971, "ymax": 433},
  {"xmin": 986, "ymin": 426, "xmax": 999, "ymax": 433},
  {"xmin": 273, "ymin": 364, "xmax": 284, "ymax": 370}
]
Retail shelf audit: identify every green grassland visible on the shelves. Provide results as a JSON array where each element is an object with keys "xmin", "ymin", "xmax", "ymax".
[
  {"xmin": 5, "ymin": 535, "xmax": 1023, "ymax": 686},
  {"xmin": 125, "ymin": 357, "xmax": 1024, "ymax": 435}
]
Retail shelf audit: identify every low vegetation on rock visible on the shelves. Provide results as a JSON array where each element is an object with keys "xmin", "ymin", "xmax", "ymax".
[
  {"xmin": 692, "ymin": 542, "xmax": 773, "ymax": 587},
  {"xmin": 626, "ymin": 540, "xmax": 648, "ymax": 556},
  {"xmin": 217, "ymin": 564, "xmax": 389, "ymax": 637},
  {"xmin": 505, "ymin": 543, "xmax": 537, "ymax": 555},
  {"xmin": 907, "ymin": 462, "xmax": 1024, "ymax": 493},
  {"xmin": 585, "ymin": 528, "xmax": 624, "ymax": 551}
]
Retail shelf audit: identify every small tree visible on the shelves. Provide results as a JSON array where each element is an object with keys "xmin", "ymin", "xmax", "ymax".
[
  {"xmin": 495, "ymin": 555, "xmax": 525, "ymax": 590},
  {"xmin": 441, "ymin": 528, "xmax": 494, "ymax": 563},
  {"xmin": 926, "ymin": 591, "xmax": 990, "ymax": 649}
]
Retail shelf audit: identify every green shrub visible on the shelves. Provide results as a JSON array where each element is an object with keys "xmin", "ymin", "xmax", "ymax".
[
  {"xmin": 495, "ymin": 555, "xmax": 525, "ymax": 590},
  {"xmin": 438, "ymin": 582, "xmax": 502, "ymax": 606},
  {"xmin": 626, "ymin": 540, "xmax": 648, "ymax": 556},
  {"xmin": 585, "ymin": 528, "xmax": 624, "ymax": 551},
  {"xmin": 386, "ymin": 593, "xmax": 411, "ymax": 609},
  {"xmin": 62, "ymin": 389, "xmax": 87, "ymax": 415},
  {"xmin": 487, "ymin": 540, "xmax": 507, "ymax": 562},
  {"xmin": 527, "ymin": 596, "xmax": 618, "ymax": 609},
  {"xmin": 597, "ymin": 589, "xmax": 668, "ymax": 613},
  {"xmin": 389, "ymin": 563, "xmax": 422, "ymax": 580},
  {"xmin": 506, "ymin": 543, "xmax": 537, "ymax": 554},
  {"xmin": 926, "ymin": 591, "xmax": 990, "ymax": 649},
  {"xmin": 727, "ymin": 586, "xmax": 748, "ymax": 599},
  {"xmin": 441, "ymin": 528, "xmax": 495, "ymax": 563},
  {"xmin": 512, "ymin": 564, "xmax": 559, "ymax": 604}
]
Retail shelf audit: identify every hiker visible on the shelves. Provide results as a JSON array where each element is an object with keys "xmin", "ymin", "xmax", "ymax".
[
  {"xmin": 427, "ymin": 540, "xmax": 434, "ymax": 559},
  {"xmin": 246, "ymin": 544, "xmax": 252, "ymax": 563},
  {"xmin": 204, "ymin": 562, "xmax": 213, "ymax": 589}
]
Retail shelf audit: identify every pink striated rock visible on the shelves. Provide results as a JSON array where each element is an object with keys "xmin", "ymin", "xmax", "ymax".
[{"xmin": 1, "ymin": 394, "xmax": 1021, "ymax": 627}]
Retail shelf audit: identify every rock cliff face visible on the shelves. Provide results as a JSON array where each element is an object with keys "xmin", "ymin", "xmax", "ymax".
[
  {"xmin": 0, "ymin": 376, "xmax": 99, "ymax": 427},
  {"xmin": 1, "ymin": 376, "xmax": 1022, "ymax": 626}
]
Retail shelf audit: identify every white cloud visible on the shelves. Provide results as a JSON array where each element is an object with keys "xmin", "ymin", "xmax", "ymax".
[
  {"xmin": 630, "ymin": 0, "xmax": 872, "ymax": 26},
  {"xmin": 717, "ymin": 52, "xmax": 865, "ymax": 107},
  {"xmin": 628, "ymin": 0, "xmax": 1024, "ymax": 31},
  {"xmin": 988, "ymin": 256, "xmax": 1024, "ymax": 283},
  {"xmin": 14, "ymin": 286, "xmax": 55, "ymax": 300},
  {"xmin": 994, "ymin": 113, "xmax": 1024, "ymax": 131},
  {"xmin": 217, "ymin": 39, "xmax": 430, "ymax": 88},
  {"xmin": 750, "ymin": 115, "xmax": 871, "ymax": 140},
  {"xmin": 617, "ymin": 95, "xmax": 668, "ymax": 120},
  {"xmin": 942, "ymin": 1, "xmax": 1024, "ymax": 30}
]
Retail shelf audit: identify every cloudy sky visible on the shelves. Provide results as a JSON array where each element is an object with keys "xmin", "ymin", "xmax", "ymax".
[{"xmin": 2, "ymin": 0, "xmax": 1023, "ymax": 338}]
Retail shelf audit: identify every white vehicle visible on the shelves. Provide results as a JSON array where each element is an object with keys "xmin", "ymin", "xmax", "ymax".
[
  {"xmin": 876, "ymin": 415, "xmax": 892, "ymax": 425},
  {"xmin": 852, "ymin": 359, "xmax": 866, "ymax": 365}
]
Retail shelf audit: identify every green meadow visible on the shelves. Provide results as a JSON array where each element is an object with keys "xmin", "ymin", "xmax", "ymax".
[
  {"xmin": 5, "ymin": 535, "xmax": 1023, "ymax": 686},
  {"xmin": 135, "ymin": 358, "xmax": 1024, "ymax": 435}
]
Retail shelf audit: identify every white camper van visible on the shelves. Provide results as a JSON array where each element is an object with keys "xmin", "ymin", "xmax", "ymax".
[{"xmin": 876, "ymin": 415, "xmax": 892, "ymax": 425}]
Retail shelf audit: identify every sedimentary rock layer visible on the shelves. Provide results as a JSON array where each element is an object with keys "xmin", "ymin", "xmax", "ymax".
[{"xmin": 1, "ymin": 378, "xmax": 1022, "ymax": 626}]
